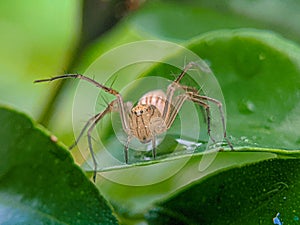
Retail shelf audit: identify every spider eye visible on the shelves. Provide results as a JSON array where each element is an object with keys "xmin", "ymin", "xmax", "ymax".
[{"xmin": 140, "ymin": 110, "xmax": 143, "ymax": 114}]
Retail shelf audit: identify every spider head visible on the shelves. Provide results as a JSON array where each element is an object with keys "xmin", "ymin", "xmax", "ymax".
[{"xmin": 131, "ymin": 104, "xmax": 152, "ymax": 117}]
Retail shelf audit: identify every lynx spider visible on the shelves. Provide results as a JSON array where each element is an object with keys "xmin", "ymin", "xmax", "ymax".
[{"xmin": 35, "ymin": 62, "xmax": 233, "ymax": 181}]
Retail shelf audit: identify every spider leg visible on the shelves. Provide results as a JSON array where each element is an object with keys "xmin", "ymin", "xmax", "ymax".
[
  {"xmin": 174, "ymin": 61, "xmax": 199, "ymax": 83},
  {"xmin": 180, "ymin": 85, "xmax": 199, "ymax": 94},
  {"xmin": 166, "ymin": 92, "xmax": 216, "ymax": 142},
  {"xmin": 161, "ymin": 62, "xmax": 233, "ymax": 150},
  {"xmin": 188, "ymin": 93, "xmax": 233, "ymax": 150},
  {"xmin": 163, "ymin": 62, "xmax": 198, "ymax": 123},
  {"xmin": 187, "ymin": 97, "xmax": 215, "ymax": 143},
  {"xmin": 124, "ymin": 136, "xmax": 132, "ymax": 164},
  {"xmin": 87, "ymin": 125, "xmax": 99, "ymax": 183},
  {"xmin": 35, "ymin": 74, "xmax": 132, "ymax": 167},
  {"xmin": 34, "ymin": 74, "xmax": 119, "ymax": 96},
  {"xmin": 34, "ymin": 74, "xmax": 130, "ymax": 133},
  {"xmin": 163, "ymin": 89, "xmax": 233, "ymax": 150},
  {"xmin": 69, "ymin": 113, "xmax": 102, "ymax": 150},
  {"xmin": 85, "ymin": 100, "xmax": 117, "ymax": 182},
  {"xmin": 165, "ymin": 94, "xmax": 187, "ymax": 129},
  {"xmin": 164, "ymin": 86, "xmax": 199, "ymax": 129}
]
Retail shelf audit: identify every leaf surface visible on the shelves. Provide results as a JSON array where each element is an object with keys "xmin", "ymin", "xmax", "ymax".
[{"xmin": 0, "ymin": 107, "xmax": 118, "ymax": 225}]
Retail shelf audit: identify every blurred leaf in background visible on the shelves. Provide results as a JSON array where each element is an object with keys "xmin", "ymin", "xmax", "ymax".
[
  {"xmin": 1, "ymin": 0, "xmax": 300, "ymax": 224},
  {"xmin": 0, "ymin": 0, "xmax": 80, "ymax": 118}
]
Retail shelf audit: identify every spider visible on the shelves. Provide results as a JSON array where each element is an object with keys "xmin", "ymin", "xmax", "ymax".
[{"xmin": 35, "ymin": 62, "xmax": 233, "ymax": 181}]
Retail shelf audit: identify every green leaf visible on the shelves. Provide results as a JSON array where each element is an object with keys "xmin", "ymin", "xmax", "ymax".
[
  {"xmin": 145, "ymin": 154, "xmax": 300, "ymax": 225},
  {"xmin": 0, "ymin": 106, "xmax": 118, "ymax": 225}
]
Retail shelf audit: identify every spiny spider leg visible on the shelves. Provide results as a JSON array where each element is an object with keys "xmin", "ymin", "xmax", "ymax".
[
  {"xmin": 35, "ymin": 74, "xmax": 130, "ymax": 133},
  {"xmin": 124, "ymin": 136, "xmax": 132, "ymax": 164},
  {"xmin": 86, "ymin": 101, "xmax": 115, "ymax": 182},
  {"xmin": 186, "ymin": 96, "xmax": 215, "ymax": 143},
  {"xmin": 181, "ymin": 85, "xmax": 199, "ymax": 94},
  {"xmin": 188, "ymin": 93, "xmax": 233, "ymax": 150},
  {"xmin": 164, "ymin": 86, "xmax": 200, "ymax": 129},
  {"xmin": 162, "ymin": 61, "xmax": 233, "ymax": 149},
  {"xmin": 163, "ymin": 62, "xmax": 197, "ymax": 122},
  {"xmin": 69, "ymin": 113, "xmax": 102, "ymax": 150},
  {"xmin": 35, "ymin": 74, "xmax": 119, "ymax": 96},
  {"xmin": 35, "ymin": 74, "xmax": 130, "ymax": 182},
  {"xmin": 165, "ymin": 93, "xmax": 215, "ymax": 143},
  {"xmin": 165, "ymin": 94, "xmax": 187, "ymax": 129},
  {"xmin": 174, "ymin": 61, "xmax": 199, "ymax": 83},
  {"xmin": 165, "ymin": 91, "xmax": 231, "ymax": 149}
]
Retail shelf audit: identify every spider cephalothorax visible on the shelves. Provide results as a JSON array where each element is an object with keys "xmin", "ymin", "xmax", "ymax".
[
  {"xmin": 130, "ymin": 104, "xmax": 162, "ymax": 143},
  {"xmin": 35, "ymin": 62, "xmax": 233, "ymax": 181},
  {"xmin": 129, "ymin": 90, "xmax": 167, "ymax": 144}
]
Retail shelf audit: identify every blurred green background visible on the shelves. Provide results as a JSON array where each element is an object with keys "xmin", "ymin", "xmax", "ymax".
[{"xmin": 0, "ymin": 0, "xmax": 78, "ymax": 114}]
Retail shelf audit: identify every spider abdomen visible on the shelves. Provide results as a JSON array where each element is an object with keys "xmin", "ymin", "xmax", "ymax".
[{"xmin": 138, "ymin": 90, "xmax": 166, "ymax": 115}]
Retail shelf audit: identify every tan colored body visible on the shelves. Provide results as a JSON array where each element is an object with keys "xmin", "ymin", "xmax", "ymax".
[{"xmin": 129, "ymin": 90, "xmax": 167, "ymax": 143}]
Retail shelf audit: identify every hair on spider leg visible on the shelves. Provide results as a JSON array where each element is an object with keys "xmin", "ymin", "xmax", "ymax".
[
  {"xmin": 96, "ymin": 91, "xmax": 111, "ymax": 109},
  {"xmin": 107, "ymin": 73, "xmax": 119, "ymax": 89},
  {"xmin": 71, "ymin": 131, "xmax": 99, "ymax": 149},
  {"xmin": 68, "ymin": 112, "xmax": 103, "ymax": 151},
  {"xmin": 186, "ymin": 60, "xmax": 212, "ymax": 74},
  {"xmin": 182, "ymin": 57, "xmax": 201, "ymax": 72},
  {"xmin": 93, "ymin": 76, "xmax": 118, "ymax": 109},
  {"xmin": 169, "ymin": 71, "xmax": 178, "ymax": 81},
  {"xmin": 183, "ymin": 56, "xmax": 188, "ymax": 68},
  {"xmin": 88, "ymin": 133, "xmax": 102, "ymax": 148}
]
